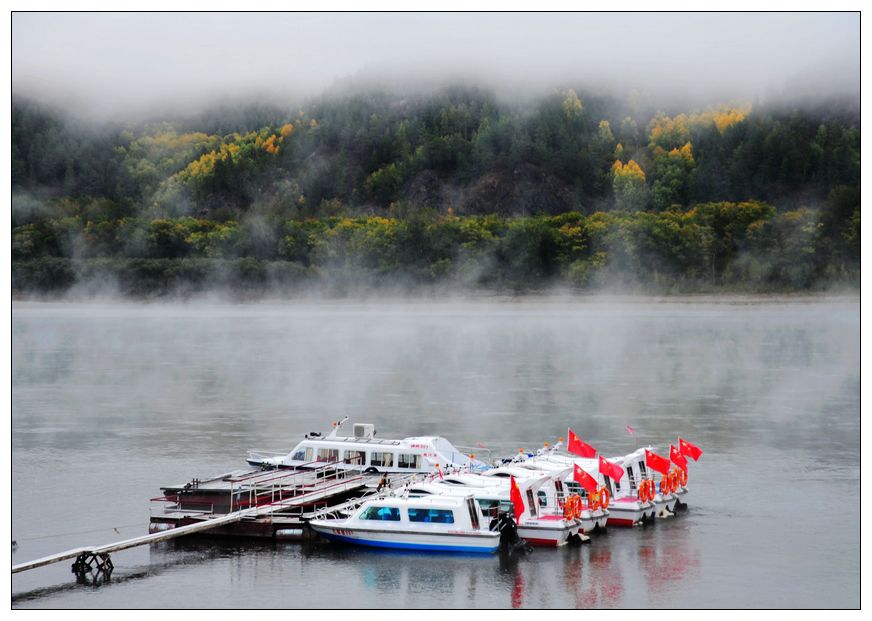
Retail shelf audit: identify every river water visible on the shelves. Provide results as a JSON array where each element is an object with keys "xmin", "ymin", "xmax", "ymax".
[{"xmin": 11, "ymin": 297, "xmax": 860, "ymax": 609}]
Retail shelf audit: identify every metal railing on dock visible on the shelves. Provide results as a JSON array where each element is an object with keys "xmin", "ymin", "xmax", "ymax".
[{"xmin": 14, "ymin": 462, "xmax": 378, "ymax": 578}]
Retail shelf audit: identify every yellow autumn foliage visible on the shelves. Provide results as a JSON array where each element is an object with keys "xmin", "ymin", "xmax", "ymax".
[{"xmin": 612, "ymin": 159, "xmax": 646, "ymax": 182}]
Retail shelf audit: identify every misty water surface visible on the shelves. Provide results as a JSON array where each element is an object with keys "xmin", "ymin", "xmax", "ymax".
[{"xmin": 11, "ymin": 297, "xmax": 859, "ymax": 608}]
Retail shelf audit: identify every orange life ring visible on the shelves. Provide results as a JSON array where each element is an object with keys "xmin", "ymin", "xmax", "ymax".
[
  {"xmin": 589, "ymin": 490, "xmax": 600, "ymax": 511},
  {"xmin": 679, "ymin": 468, "xmax": 688, "ymax": 487},
  {"xmin": 643, "ymin": 479, "xmax": 654, "ymax": 503},
  {"xmin": 637, "ymin": 482, "xmax": 648, "ymax": 503},
  {"xmin": 564, "ymin": 494, "xmax": 581, "ymax": 521},
  {"xmin": 670, "ymin": 470, "xmax": 679, "ymax": 493},
  {"xmin": 599, "ymin": 486, "xmax": 610, "ymax": 510}
]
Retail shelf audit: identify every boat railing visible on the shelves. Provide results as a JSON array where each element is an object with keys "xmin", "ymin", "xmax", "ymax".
[
  {"xmin": 149, "ymin": 495, "xmax": 216, "ymax": 518},
  {"xmin": 452, "ymin": 446, "xmax": 493, "ymax": 461},
  {"xmin": 247, "ymin": 448, "xmax": 290, "ymax": 460}
]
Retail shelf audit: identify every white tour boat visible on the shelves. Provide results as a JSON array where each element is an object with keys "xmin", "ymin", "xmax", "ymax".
[
  {"xmin": 309, "ymin": 494, "xmax": 500, "ymax": 553},
  {"xmin": 247, "ymin": 419, "xmax": 486, "ymax": 475},
  {"xmin": 612, "ymin": 448, "xmax": 680, "ymax": 519},
  {"xmin": 405, "ymin": 469, "xmax": 582, "ymax": 546},
  {"xmin": 524, "ymin": 450, "xmax": 653, "ymax": 528},
  {"xmin": 502, "ymin": 458, "xmax": 610, "ymax": 533}
]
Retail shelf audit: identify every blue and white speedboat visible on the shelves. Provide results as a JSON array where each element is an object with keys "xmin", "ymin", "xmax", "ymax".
[{"xmin": 309, "ymin": 494, "xmax": 499, "ymax": 553}]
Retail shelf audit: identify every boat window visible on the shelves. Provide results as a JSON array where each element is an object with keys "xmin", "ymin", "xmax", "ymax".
[
  {"xmin": 565, "ymin": 481, "xmax": 581, "ymax": 495},
  {"xmin": 606, "ymin": 475, "xmax": 619, "ymax": 493},
  {"xmin": 316, "ymin": 448, "xmax": 339, "ymax": 463},
  {"xmin": 291, "ymin": 447, "xmax": 314, "ymax": 462},
  {"xmin": 555, "ymin": 480, "xmax": 564, "ymax": 494},
  {"xmin": 398, "ymin": 454, "xmax": 421, "ymax": 469},
  {"xmin": 499, "ymin": 501, "xmax": 513, "ymax": 513},
  {"xmin": 477, "ymin": 499, "xmax": 500, "ymax": 517},
  {"xmin": 370, "ymin": 452, "xmax": 394, "ymax": 467},
  {"xmin": 526, "ymin": 490, "xmax": 537, "ymax": 517},
  {"xmin": 627, "ymin": 465, "xmax": 637, "ymax": 491},
  {"xmin": 537, "ymin": 490, "xmax": 548, "ymax": 507},
  {"xmin": 344, "ymin": 450, "xmax": 366, "ymax": 465},
  {"xmin": 360, "ymin": 506, "xmax": 401, "ymax": 521},
  {"xmin": 443, "ymin": 479, "xmax": 466, "ymax": 486},
  {"xmin": 639, "ymin": 462, "xmax": 648, "ymax": 477},
  {"xmin": 489, "ymin": 472, "xmax": 510, "ymax": 478},
  {"xmin": 408, "ymin": 508, "xmax": 455, "ymax": 524},
  {"xmin": 467, "ymin": 498, "xmax": 480, "ymax": 529}
]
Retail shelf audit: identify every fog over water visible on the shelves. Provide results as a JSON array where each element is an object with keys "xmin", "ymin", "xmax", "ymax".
[
  {"xmin": 11, "ymin": 297, "xmax": 859, "ymax": 608},
  {"xmin": 12, "ymin": 12, "xmax": 860, "ymax": 118}
]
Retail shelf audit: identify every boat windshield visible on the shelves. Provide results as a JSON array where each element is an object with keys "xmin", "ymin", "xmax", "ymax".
[
  {"xmin": 291, "ymin": 446, "xmax": 313, "ymax": 462},
  {"xmin": 360, "ymin": 506, "xmax": 401, "ymax": 521}
]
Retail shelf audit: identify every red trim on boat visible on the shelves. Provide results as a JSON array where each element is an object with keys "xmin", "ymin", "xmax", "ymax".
[{"xmin": 524, "ymin": 537, "xmax": 560, "ymax": 546}]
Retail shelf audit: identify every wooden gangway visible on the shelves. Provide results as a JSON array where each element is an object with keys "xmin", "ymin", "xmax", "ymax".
[{"xmin": 12, "ymin": 466, "xmax": 406, "ymax": 576}]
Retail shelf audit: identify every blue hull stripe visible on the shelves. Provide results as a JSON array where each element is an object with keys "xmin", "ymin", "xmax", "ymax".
[{"xmin": 320, "ymin": 532, "xmax": 497, "ymax": 554}]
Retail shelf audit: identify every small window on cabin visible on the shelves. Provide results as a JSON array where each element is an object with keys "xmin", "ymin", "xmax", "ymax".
[
  {"xmin": 606, "ymin": 475, "xmax": 618, "ymax": 493},
  {"xmin": 291, "ymin": 447, "xmax": 313, "ymax": 462},
  {"xmin": 344, "ymin": 450, "xmax": 365, "ymax": 465},
  {"xmin": 627, "ymin": 465, "xmax": 637, "ymax": 491},
  {"xmin": 639, "ymin": 462, "xmax": 648, "ymax": 477},
  {"xmin": 565, "ymin": 481, "xmax": 581, "ymax": 496},
  {"xmin": 499, "ymin": 501, "xmax": 513, "ymax": 513},
  {"xmin": 317, "ymin": 448, "xmax": 339, "ymax": 462},
  {"xmin": 555, "ymin": 480, "xmax": 564, "ymax": 493},
  {"xmin": 398, "ymin": 454, "xmax": 421, "ymax": 469},
  {"xmin": 370, "ymin": 452, "xmax": 394, "ymax": 467},
  {"xmin": 537, "ymin": 490, "xmax": 548, "ymax": 507},
  {"xmin": 526, "ymin": 490, "xmax": 537, "ymax": 517},
  {"xmin": 360, "ymin": 506, "xmax": 401, "ymax": 521},
  {"xmin": 408, "ymin": 508, "xmax": 455, "ymax": 524}
]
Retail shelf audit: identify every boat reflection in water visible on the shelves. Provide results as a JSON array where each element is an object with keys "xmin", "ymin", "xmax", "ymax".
[{"xmin": 285, "ymin": 515, "xmax": 695, "ymax": 608}]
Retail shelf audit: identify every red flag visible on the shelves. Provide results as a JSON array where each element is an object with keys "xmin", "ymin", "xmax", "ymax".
[
  {"xmin": 567, "ymin": 428, "xmax": 597, "ymax": 458},
  {"xmin": 509, "ymin": 475, "xmax": 525, "ymax": 519},
  {"xmin": 573, "ymin": 463, "xmax": 599, "ymax": 494},
  {"xmin": 599, "ymin": 455, "xmax": 625, "ymax": 482},
  {"xmin": 645, "ymin": 449, "xmax": 671, "ymax": 475},
  {"xmin": 679, "ymin": 438, "xmax": 703, "ymax": 461},
  {"xmin": 626, "ymin": 425, "xmax": 635, "ymax": 435},
  {"xmin": 670, "ymin": 444, "xmax": 688, "ymax": 472}
]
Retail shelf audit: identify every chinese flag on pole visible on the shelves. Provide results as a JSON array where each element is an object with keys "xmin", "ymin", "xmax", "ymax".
[
  {"xmin": 509, "ymin": 476, "xmax": 525, "ymax": 519},
  {"xmin": 645, "ymin": 449, "xmax": 671, "ymax": 475},
  {"xmin": 567, "ymin": 428, "xmax": 597, "ymax": 458},
  {"xmin": 679, "ymin": 438, "xmax": 703, "ymax": 461},
  {"xmin": 573, "ymin": 463, "xmax": 599, "ymax": 494},
  {"xmin": 670, "ymin": 444, "xmax": 688, "ymax": 472},
  {"xmin": 599, "ymin": 455, "xmax": 625, "ymax": 482}
]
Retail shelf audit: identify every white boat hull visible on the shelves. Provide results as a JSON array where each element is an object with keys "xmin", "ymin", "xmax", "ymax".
[
  {"xmin": 517, "ymin": 517, "xmax": 579, "ymax": 546},
  {"xmin": 310, "ymin": 520, "xmax": 499, "ymax": 553},
  {"xmin": 606, "ymin": 498, "xmax": 653, "ymax": 527}
]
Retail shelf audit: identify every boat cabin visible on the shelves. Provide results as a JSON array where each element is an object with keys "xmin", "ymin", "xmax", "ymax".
[{"xmin": 247, "ymin": 421, "xmax": 477, "ymax": 474}]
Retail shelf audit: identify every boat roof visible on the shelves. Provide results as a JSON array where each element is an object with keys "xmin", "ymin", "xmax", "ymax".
[{"xmin": 367, "ymin": 494, "xmax": 474, "ymax": 508}]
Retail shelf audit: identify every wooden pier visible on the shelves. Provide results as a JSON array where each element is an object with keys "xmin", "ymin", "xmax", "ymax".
[{"xmin": 13, "ymin": 463, "xmax": 416, "ymax": 579}]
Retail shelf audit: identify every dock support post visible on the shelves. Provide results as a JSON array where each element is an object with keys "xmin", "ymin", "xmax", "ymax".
[{"xmin": 71, "ymin": 552, "xmax": 114, "ymax": 581}]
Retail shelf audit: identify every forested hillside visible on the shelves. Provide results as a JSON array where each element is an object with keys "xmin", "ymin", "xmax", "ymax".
[{"xmin": 11, "ymin": 87, "xmax": 860, "ymax": 296}]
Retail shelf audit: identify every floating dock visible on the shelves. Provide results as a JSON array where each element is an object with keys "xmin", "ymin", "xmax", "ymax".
[{"xmin": 13, "ymin": 463, "xmax": 411, "ymax": 579}]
